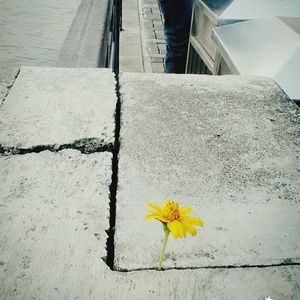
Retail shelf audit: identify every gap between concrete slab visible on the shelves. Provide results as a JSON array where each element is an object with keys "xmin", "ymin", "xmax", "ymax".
[
  {"xmin": 0, "ymin": 138, "xmax": 113, "ymax": 156},
  {"xmin": 0, "ymin": 69, "xmax": 20, "ymax": 105},
  {"xmin": 115, "ymin": 262, "xmax": 300, "ymax": 273},
  {"xmin": 105, "ymin": 73, "xmax": 121, "ymax": 269},
  {"xmin": 102, "ymin": 73, "xmax": 300, "ymax": 274}
]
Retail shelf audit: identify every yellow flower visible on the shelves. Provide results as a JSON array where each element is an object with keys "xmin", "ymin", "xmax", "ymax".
[{"xmin": 145, "ymin": 200, "xmax": 204, "ymax": 238}]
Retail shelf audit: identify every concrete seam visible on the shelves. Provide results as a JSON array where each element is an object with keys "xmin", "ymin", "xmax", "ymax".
[
  {"xmin": 105, "ymin": 72, "xmax": 121, "ymax": 269},
  {"xmin": 0, "ymin": 69, "xmax": 20, "ymax": 105},
  {"xmin": 0, "ymin": 138, "xmax": 113, "ymax": 156},
  {"xmin": 114, "ymin": 262, "xmax": 300, "ymax": 273}
]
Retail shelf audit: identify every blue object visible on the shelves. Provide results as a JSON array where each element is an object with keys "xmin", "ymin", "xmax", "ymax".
[{"xmin": 158, "ymin": 0, "xmax": 193, "ymax": 73}]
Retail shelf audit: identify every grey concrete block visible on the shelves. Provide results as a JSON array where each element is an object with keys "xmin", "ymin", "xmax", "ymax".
[
  {"xmin": 143, "ymin": 20, "xmax": 154, "ymax": 29},
  {"xmin": 0, "ymin": 67, "xmax": 117, "ymax": 149},
  {"xmin": 0, "ymin": 150, "xmax": 112, "ymax": 299},
  {"xmin": 144, "ymin": 28, "xmax": 156, "ymax": 39},
  {"xmin": 153, "ymin": 23, "xmax": 163, "ymax": 31},
  {"xmin": 57, "ymin": 0, "xmax": 112, "ymax": 67},
  {"xmin": 152, "ymin": 7, "xmax": 161, "ymax": 15},
  {"xmin": 105, "ymin": 266, "xmax": 300, "ymax": 299},
  {"xmin": 155, "ymin": 30, "xmax": 165, "ymax": 40},
  {"xmin": 157, "ymin": 42, "xmax": 166, "ymax": 54},
  {"xmin": 119, "ymin": 56, "xmax": 144, "ymax": 72},
  {"xmin": 146, "ymin": 42, "xmax": 159, "ymax": 54},
  {"xmin": 151, "ymin": 57, "xmax": 164, "ymax": 63},
  {"xmin": 119, "ymin": 0, "xmax": 144, "ymax": 72},
  {"xmin": 0, "ymin": 67, "xmax": 19, "ymax": 103},
  {"xmin": 116, "ymin": 73, "xmax": 300, "ymax": 270},
  {"xmin": 147, "ymin": 38, "xmax": 165, "ymax": 43},
  {"xmin": 143, "ymin": 7, "xmax": 151, "ymax": 14},
  {"xmin": 153, "ymin": 20, "xmax": 163, "ymax": 28},
  {"xmin": 149, "ymin": 53, "xmax": 165, "ymax": 58},
  {"xmin": 151, "ymin": 62, "xmax": 164, "ymax": 73},
  {"xmin": 151, "ymin": 11, "xmax": 162, "ymax": 21}
]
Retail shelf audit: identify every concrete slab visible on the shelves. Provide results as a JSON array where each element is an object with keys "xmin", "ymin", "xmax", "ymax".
[
  {"xmin": 116, "ymin": 73, "xmax": 300, "ymax": 270},
  {"xmin": 0, "ymin": 67, "xmax": 117, "ymax": 149},
  {"xmin": 57, "ymin": 0, "xmax": 113, "ymax": 67},
  {"xmin": 119, "ymin": 0, "xmax": 155, "ymax": 72},
  {"xmin": 104, "ymin": 266, "xmax": 300, "ymax": 300},
  {"xmin": 0, "ymin": 150, "xmax": 112, "ymax": 299},
  {"xmin": 0, "ymin": 67, "xmax": 19, "ymax": 103}
]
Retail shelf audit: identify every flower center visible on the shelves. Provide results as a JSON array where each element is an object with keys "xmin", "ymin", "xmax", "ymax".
[{"xmin": 163, "ymin": 201, "xmax": 180, "ymax": 222}]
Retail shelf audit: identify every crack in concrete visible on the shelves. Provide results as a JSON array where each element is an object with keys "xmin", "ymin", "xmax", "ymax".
[
  {"xmin": 105, "ymin": 73, "xmax": 121, "ymax": 270},
  {"xmin": 0, "ymin": 138, "xmax": 113, "ymax": 156},
  {"xmin": 0, "ymin": 69, "xmax": 20, "ymax": 105},
  {"xmin": 114, "ymin": 262, "xmax": 300, "ymax": 273}
]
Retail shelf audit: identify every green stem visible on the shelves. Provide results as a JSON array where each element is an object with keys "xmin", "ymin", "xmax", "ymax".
[{"xmin": 158, "ymin": 223, "xmax": 170, "ymax": 271}]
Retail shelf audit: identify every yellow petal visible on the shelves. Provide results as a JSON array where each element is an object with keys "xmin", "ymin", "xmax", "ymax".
[
  {"xmin": 168, "ymin": 221, "xmax": 186, "ymax": 238},
  {"xmin": 167, "ymin": 221, "xmax": 179, "ymax": 238},
  {"xmin": 176, "ymin": 221, "xmax": 186, "ymax": 237},
  {"xmin": 144, "ymin": 213, "xmax": 168, "ymax": 223},
  {"xmin": 144, "ymin": 214, "xmax": 157, "ymax": 221},
  {"xmin": 179, "ymin": 206, "xmax": 192, "ymax": 216},
  {"xmin": 182, "ymin": 222, "xmax": 198, "ymax": 236},
  {"xmin": 155, "ymin": 215, "xmax": 168, "ymax": 223},
  {"xmin": 145, "ymin": 201, "xmax": 163, "ymax": 213},
  {"xmin": 181, "ymin": 216, "xmax": 204, "ymax": 227}
]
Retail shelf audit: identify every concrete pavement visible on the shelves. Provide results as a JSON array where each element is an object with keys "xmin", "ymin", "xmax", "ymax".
[
  {"xmin": 115, "ymin": 73, "xmax": 300, "ymax": 271},
  {"xmin": 0, "ymin": 67, "xmax": 116, "ymax": 150},
  {"xmin": 120, "ymin": 0, "xmax": 165, "ymax": 72},
  {"xmin": 0, "ymin": 68, "xmax": 299, "ymax": 299},
  {"xmin": 0, "ymin": 67, "xmax": 19, "ymax": 104}
]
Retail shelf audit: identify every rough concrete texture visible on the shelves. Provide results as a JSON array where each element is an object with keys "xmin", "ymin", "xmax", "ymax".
[
  {"xmin": 0, "ymin": 150, "xmax": 112, "ymax": 299},
  {"xmin": 0, "ymin": 67, "xmax": 116, "ymax": 149},
  {"xmin": 57, "ymin": 0, "xmax": 111, "ymax": 67},
  {"xmin": 101, "ymin": 266, "xmax": 300, "ymax": 300},
  {"xmin": 119, "ymin": 0, "xmax": 147, "ymax": 72},
  {"xmin": 116, "ymin": 73, "xmax": 300, "ymax": 271},
  {"xmin": 0, "ymin": 67, "xmax": 20, "ymax": 103}
]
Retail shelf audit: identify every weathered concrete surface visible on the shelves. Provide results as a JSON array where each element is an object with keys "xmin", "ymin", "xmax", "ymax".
[
  {"xmin": 0, "ymin": 0, "xmax": 81, "ymax": 67},
  {"xmin": 0, "ymin": 150, "xmax": 112, "ymax": 299},
  {"xmin": 104, "ymin": 266, "xmax": 300, "ymax": 300},
  {"xmin": 0, "ymin": 67, "xmax": 19, "ymax": 103},
  {"xmin": 116, "ymin": 73, "xmax": 300, "ymax": 270},
  {"xmin": 0, "ymin": 67, "xmax": 116, "ymax": 149},
  {"xmin": 120, "ymin": 1, "xmax": 145, "ymax": 73},
  {"xmin": 2, "ymin": 152, "xmax": 298, "ymax": 299},
  {"xmin": 57, "ymin": 0, "xmax": 112, "ymax": 67}
]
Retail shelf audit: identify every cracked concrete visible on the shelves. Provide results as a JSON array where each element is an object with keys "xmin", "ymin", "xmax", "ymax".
[
  {"xmin": 0, "ymin": 67, "xmax": 20, "ymax": 104},
  {"xmin": 0, "ymin": 137, "xmax": 113, "ymax": 156},
  {"xmin": 0, "ymin": 150, "xmax": 112, "ymax": 299},
  {"xmin": 115, "ymin": 72, "xmax": 300, "ymax": 271},
  {"xmin": 1, "ymin": 68, "xmax": 300, "ymax": 299},
  {"xmin": 0, "ymin": 67, "xmax": 117, "ymax": 149}
]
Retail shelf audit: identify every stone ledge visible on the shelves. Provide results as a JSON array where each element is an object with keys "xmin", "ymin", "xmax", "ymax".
[
  {"xmin": 115, "ymin": 72, "xmax": 300, "ymax": 270},
  {"xmin": 0, "ymin": 67, "xmax": 117, "ymax": 149},
  {"xmin": 0, "ymin": 150, "xmax": 112, "ymax": 299}
]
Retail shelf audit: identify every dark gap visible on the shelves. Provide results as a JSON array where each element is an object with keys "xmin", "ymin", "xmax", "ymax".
[
  {"xmin": 104, "ymin": 0, "xmax": 121, "ymax": 270},
  {"xmin": 0, "ymin": 138, "xmax": 113, "ymax": 156},
  {"xmin": 114, "ymin": 262, "xmax": 300, "ymax": 273},
  {"xmin": 105, "ymin": 73, "xmax": 121, "ymax": 270},
  {"xmin": 1, "ymin": 69, "xmax": 20, "ymax": 105}
]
